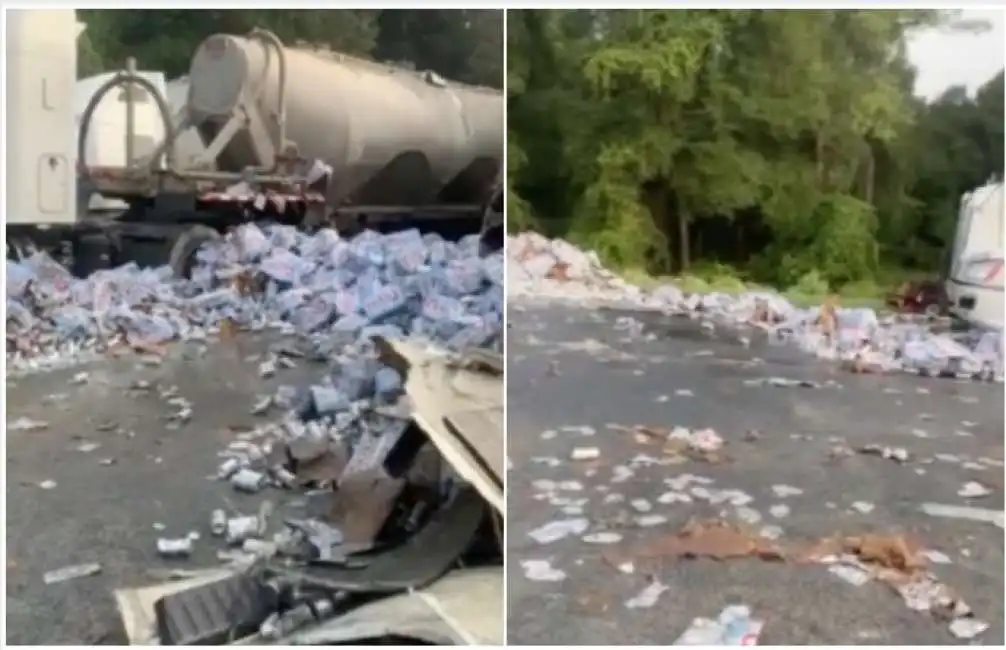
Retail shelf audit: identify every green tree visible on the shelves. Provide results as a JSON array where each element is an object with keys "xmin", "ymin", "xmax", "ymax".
[{"xmin": 508, "ymin": 9, "xmax": 998, "ymax": 292}]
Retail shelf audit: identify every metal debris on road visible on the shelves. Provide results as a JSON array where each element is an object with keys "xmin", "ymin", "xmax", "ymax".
[
  {"xmin": 210, "ymin": 509, "xmax": 227, "ymax": 536},
  {"xmin": 858, "ymin": 444, "xmax": 910, "ymax": 463},
  {"xmin": 743, "ymin": 376, "xmax": 839, "ymax": 389},
  {"xmin": 156, "ymin": 537, "xmax": 195, "ymax": 558},
  {"xmin": 570, "ymin": 447, "xmax": 600, "ymax": 461},
  {"xmin": 919, "ymin": 503, "xmax": 1005, "ymax": 528},
  {"xmin": 521, "ymin": 559, "xmax": 567, "ymax": 582},
  {"xmin": 829, "ymin": 562, "xmax": 871, "ymax": 587},
  {"xmin": 230, "ymin": 468, "xmax": 268, "ymax": 493},
  {"xmin": 957, "ymin": 481, "xmax": 992, "ymax": 498},
  {"xmin": 850, "ymin": 501, "xmax": 875, "ymax": 514},
  {"xmin": 673, "ymin": 605, "xmax": 764, "ymax": 645},
  {"xmin": 630, "ymin": 498, "xmax": 652, "ymax": 513},
  {"xmin": 949, "ymin": 616, "xmax": 990, "ymax": 640},
  {"xmin": 43, "ymin": 562, "xmax": 102, "ymax": 585},
  {"xmin": 225, "ymin": 515, "xmax": 262, "ymax": 545},
  {"xmin": 624, "ymin": 579, "xmax": 669, "ymax": 609},
  {"xmin": 38, "ymin": 480, "xmax": 57, "ymax": 490},
  {"xmin": 528, "ymin": 518, "xmax": 590, "ymax": 545},
  {"xmin": 583, "ymin": 531, "xmax": 622, "ymax": 544},
  {"xmin": 771, "ymin": 484, "xmax": 803, "ymax": 498},
  {"xmin": 635, "ymin": 514, "xmax": 669, "ymax": 527},
  {"xmin": 768, "ymin": 504, "xmax": 790, "ymax": 518},
  {"xmin": 920, "ymin": 549, "xmax": 952, "ymax": 564},
  {"xmin": 9, "ymin": 417, "xmax": 49, "ymax": 431}
]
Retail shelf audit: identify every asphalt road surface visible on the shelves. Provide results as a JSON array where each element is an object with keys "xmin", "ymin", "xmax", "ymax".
[
  {"xmin": 506, "ymin": 301, "xmax": 1004, "ymax": 646},
  {"xmin": 5, "ymin": 335, "xmax": 320, "ymax": 645}
]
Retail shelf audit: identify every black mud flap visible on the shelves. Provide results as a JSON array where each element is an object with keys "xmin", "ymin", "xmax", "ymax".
[{"xmin": 272, "ymin": 487, "xmax": 485, "ymax": 594}]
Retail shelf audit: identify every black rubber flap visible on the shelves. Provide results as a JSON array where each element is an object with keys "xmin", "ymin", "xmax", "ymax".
[
  {"xmin": 154, "ymin": 573, "xmax": 279, "ymax": 645},
  {"xmin": 274, "ymin": 487, "xmax": 485, "ymax": 594}
]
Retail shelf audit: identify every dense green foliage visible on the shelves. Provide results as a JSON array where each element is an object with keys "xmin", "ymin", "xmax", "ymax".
[
  {"xmin": 77, "ymin": 9, "xmax": 503, "ymax": 88},
  {"xmin": 508, "ymin": 10, "xmax": 1003, "ymax": 295}
]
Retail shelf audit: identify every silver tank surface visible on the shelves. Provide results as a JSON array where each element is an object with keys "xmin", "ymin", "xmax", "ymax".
[
  {"xmin": 186, "ymin": 34, "xmax": 503, "ymax": 206},
  {"xmin": 165, "ymin": 76, "xmax": 211, "ymax": 170}
]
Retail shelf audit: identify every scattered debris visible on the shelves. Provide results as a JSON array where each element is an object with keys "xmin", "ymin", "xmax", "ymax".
[
  {"xmin": 615, "ymin": 424, "xmax": 727, "ymax": 463},
  {"xmin": 521, "ymin": 559, "xmax": 566, "ymax": 582},
  {"xmin": 674, "ymin": 605, "xmax": 764, "ymax": 645},
  {"xmin": 768, "ymin": 504, "xmax": 790, "ymax": 518},
  {"xmin": 156, "ymin": 538, "xmax": 194, "ymax": 559},
  {"xmin": 949, "ymin": 617, "xmax": 990, "ymax": 640},
  {"xmin": 771, "ymin": 484, "xmax": 803, "ymax": 498},
  {"xmin": 921, "ymin": 549, "xmax": 952, "ymax": 565},
  {"xmin": 43, "ymin": 562, "xmax": 102, "ymax": 585},
  {"xmin": 919, "ymin": 503, "xmax": 1004, "ymax": 528},
  {"xmin": 8, "ymin": 417, "xmax": 49, "ymax": 432},
  {"xmin": 583, "ymin": 531, "xmax": 622, "ymax": 545},
  {"xmin": 528, "ymin": 518, "xmax": 590, "ymax": 545},
  {"xmin": 957, "ymin": 481, "xmax": 992, "ymax": 498},
  {"xmin": 570, "ymin": 447, "xmax": 600, "ymax": 461},
  {"xmin": 624, "ymin": 579, "xmax": 669, "ymax": 609},
  {"xmin": 850, "ymin": 501, "xmax": 875, "ymax": 515},
  {"xmin": 858, "ymin": 444, "xmax": 910, "ymax": 463},
  {"xmin": 743, "ymin": 376, "xmax": 839, "ymax": 389}
]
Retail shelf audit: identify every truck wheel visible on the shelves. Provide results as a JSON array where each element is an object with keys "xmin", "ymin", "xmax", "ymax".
[
  {"xmin": 169, "ymin": 225, "xmax": 220, "ymax": 279},
  {"xmin": 479, "ymin": 224, "xmax": 503, "ymax": 257}
]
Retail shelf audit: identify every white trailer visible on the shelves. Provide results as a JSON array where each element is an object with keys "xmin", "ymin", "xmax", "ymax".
[{"xmin": 945, "ymin": 181, "xmax": 1004, "ymax": 330}]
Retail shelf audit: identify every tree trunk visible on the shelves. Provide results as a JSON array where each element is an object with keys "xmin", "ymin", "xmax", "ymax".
[
  {"xmin": 677, "ymin": 195, "xmax": 691, "ymax": 272},
  {"xmin": 642, "ymin": 181, "xmax": 672, "ymax": 273},
  {"xmin": 815, "ymin": 131, "xmax": 826, "ymax": 189},
  {"xmin": 864, "ymin": 146, "xmax": 876, "ymax": 205}
]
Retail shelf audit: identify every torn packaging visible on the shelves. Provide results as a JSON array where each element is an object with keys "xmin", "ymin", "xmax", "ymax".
[
  {"xmin": 327, "ymin": 469, "xmax": 405, "ymax": 545},
  {"xmin": 375, "ymin": 336, "xmax": 504, "ymax": 514},
  {"xmin": 115, "ymin": 337, "xmax": 504, "ymax": 645}
]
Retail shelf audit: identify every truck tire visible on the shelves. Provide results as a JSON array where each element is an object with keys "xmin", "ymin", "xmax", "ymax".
[
  {"xmin": 479, "ymin": 183, "xmax": 504, "ymax": 257},
  {"xmin": 169, "ymin": 225, "xmax": 220, "ymax": 279}
]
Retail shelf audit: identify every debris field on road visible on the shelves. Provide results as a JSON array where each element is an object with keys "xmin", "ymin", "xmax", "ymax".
[
  {"xmin": 506, "ymin": 236, "xmax": 1003, "ymax": 645},
  {"xmin": 7, "ymin": 224, "xmax": 503, "ymax": 644},
  {"xmin": 508, "ymin": 231, "xmax": 1003, "ymax": 382}
]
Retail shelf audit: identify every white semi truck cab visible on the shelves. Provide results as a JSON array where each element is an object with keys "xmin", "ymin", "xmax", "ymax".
[{"xmin": 6, "ymin": 10, "xmax": 81, "ymax": 228}]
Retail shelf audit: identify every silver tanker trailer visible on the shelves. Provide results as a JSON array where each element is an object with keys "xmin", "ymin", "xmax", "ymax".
[{"xmin": 6, "ymin": 9, "xmax": 504, "ymax": 276}]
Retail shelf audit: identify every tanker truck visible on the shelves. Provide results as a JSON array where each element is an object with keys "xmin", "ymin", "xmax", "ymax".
[{"xmin": 6, "ymin": 9, "xmax": 504, "ymax": 276}]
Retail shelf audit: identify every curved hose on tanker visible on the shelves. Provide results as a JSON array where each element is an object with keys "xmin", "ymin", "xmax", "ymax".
[
  {"xmin": 77, "ymin": 71, "xmax": 177, "ymax": 176},
  {"xmin": 246, "ymin": 28, "xmax": 288, "ymax": 158}
]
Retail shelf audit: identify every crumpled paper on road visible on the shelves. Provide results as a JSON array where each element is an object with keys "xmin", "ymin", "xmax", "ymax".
[{"xmin": 508, "ymin": 232, "xmax": 1003, "ymax": 381}]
